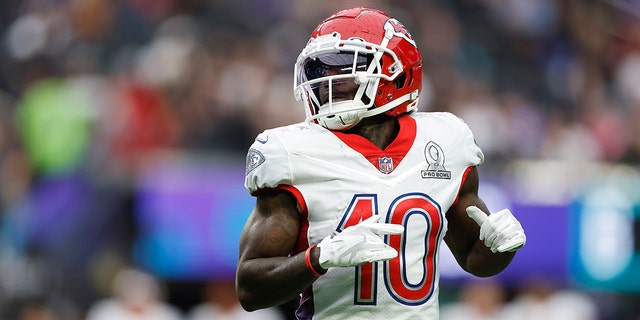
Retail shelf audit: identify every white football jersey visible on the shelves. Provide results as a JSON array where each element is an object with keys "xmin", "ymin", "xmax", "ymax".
[{"xmin": 245, "ymin": 112, "xmax": 484, "ymax": 320}]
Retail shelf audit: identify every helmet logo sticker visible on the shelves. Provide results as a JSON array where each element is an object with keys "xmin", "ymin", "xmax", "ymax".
[
  {"xmin": 384, "ymin": 18, "xmax": 416, "ymax": 48},
  {"xmin": 421, "ymin": 141, "xmax": 451, "ymax": 179}
]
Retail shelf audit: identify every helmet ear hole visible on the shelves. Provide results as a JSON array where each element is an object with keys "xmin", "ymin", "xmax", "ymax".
[{"xmin": 393, "ymin": 73, "xmax": 406, "ymax": 89}]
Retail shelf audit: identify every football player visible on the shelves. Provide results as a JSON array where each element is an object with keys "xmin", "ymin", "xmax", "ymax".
[{"xmin": 236, "ymin": 7, "xmax": 526, "ymax": 320}]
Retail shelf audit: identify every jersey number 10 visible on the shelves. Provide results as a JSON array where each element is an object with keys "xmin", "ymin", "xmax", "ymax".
[{"xmin": 337, "ymin": 193, "xmax": 444, "ymax": 306}]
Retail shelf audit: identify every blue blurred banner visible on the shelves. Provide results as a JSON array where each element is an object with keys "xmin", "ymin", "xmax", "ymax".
[
  {"xmin": 132, "ymin": 156, "xmax": 640, "ymax": 291},
  {"xmin": 569, "ymin": 183, "xmax": 640, "ymax": 292},
  {"xmin": 133, "ymin": 155, "xmax": 253, "ymax": 280}
]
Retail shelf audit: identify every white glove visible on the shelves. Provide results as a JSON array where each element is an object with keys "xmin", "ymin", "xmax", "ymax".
[
  {"xmin": 466, "ymin": 206, "xmax": 526, "ymax": 253},
  {"xmin": 318, "ymin": 215, "xmax": 404, "ymax": 269}
]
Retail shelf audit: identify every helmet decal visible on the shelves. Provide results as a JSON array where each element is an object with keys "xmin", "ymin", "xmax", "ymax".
[{"xmin": 384, "ymin": 18, "xmax": 416, "ymax": 48}]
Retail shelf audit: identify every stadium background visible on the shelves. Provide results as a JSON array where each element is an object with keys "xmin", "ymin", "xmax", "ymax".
[{"xmin": 0, "ymin": 0, "xmax": 639, "ymax": 319}]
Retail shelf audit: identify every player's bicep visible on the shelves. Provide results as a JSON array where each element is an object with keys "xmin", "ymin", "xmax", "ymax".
[{"xmin": 238, "ymin": 190, "xmax": 301, "ymax": 262}]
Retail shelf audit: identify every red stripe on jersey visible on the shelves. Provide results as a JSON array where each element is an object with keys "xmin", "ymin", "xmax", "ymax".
[
  {"xmin": 252, "ymin": 185, "xmax": 310, "ymax": 255},
  {"xmin": 451, "ymin": 166, "xmax": 475, "ymax": 207},
  {"xmin": 331, "ymin": 114, "xmax": 416, "ymax": 173},
  {"xmin": 275, "ymin": 184, "xmax": 315, "ymax": 320},
  {"xmin": 276, "ymin": 184, "xmax": 310, "ymax": 255},
  {"xmin": 276, "ymin": 184, "xmax": 308, "ymax": 215}
]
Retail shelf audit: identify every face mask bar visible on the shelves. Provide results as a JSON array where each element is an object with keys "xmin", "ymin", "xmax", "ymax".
[{"xmin": 294, "ymin": 31, "xmax": 404, "ymax": 129}]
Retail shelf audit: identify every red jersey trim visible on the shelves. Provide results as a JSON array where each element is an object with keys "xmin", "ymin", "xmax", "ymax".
[
  {"xmin": 452, "ymin": 166, "xmax": 475, "ymax": 207},
  {"xmin": 331, "ymin": 114, "xmax": 416, "ymax": 173},
  {"xmin": 251, "ymin": 185, "xmax": 310, "ymax": 254}
]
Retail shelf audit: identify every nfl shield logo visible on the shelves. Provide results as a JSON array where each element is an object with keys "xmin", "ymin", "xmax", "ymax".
[{"xmin": 378, "ymin": 157, "xmax": 394, "ymax": 173}]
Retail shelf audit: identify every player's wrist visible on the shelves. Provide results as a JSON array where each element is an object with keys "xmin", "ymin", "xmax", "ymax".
[{"xmin": 305, "ymin": 244, "xmax": 327, "ymax": 277}]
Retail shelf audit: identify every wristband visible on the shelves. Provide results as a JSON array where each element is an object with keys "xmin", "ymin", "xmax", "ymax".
[{"xmin": 305, "ymin": 244, "xmax": 326, "ymax": 277}]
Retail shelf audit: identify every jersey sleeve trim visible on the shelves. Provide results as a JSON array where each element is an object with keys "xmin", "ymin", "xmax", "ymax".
[
  {"xmin": 250, "ymin": 185, "xmax": 308, "ymax": 214},
  {"xmin": 451, "ymin": 166, "xmax": 475, "ymax": 207},
  {"xmin": 252, "ymin": 184, "xmax": 310, "ymax": 255},
  {"xmin": 278, "ymin": 184, "xmax": 312, "ymax": 256},
  {"xmin": 277, "ymin": 184, "xmax": 308, "ymax": 216}
]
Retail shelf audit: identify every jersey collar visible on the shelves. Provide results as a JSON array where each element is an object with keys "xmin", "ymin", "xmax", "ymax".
[{"xmin": 331, "ymin": 114, "xmax": 416, "ymax": 173}]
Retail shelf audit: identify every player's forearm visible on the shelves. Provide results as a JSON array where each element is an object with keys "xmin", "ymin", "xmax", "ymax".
[
  {"xmin": 464, "ymin": 241, "xmax": 516, "ymax": 277},
  {"xmin": 236, "ymin": 253, "xmax": 317, "ymax": 311}
]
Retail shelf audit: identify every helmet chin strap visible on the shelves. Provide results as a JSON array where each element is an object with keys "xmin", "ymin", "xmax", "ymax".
[{"xmin": 317, "ymin": 100, "xmax": 366, "ymax": 130}]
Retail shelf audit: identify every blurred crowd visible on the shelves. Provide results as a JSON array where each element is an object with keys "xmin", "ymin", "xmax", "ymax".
[
  {"xmin": 440, "ymin": 278, "xmax": 600, "ymax": 320},
  {"xmin": 1, "ymin": 0, "xmax": 640, "ymax": 319}
]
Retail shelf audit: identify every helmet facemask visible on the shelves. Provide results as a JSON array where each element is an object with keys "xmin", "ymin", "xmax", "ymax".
[{"xmin": 294, "ymin": 32, "xmax": 405, "ymax": 130}]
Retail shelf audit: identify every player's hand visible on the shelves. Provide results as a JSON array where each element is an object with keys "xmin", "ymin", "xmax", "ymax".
[
  {"xmin": 317, "ymin": 215, "xmax": 404, "ymax": 269},
  {"xmin": 466, "ymin": 206, "xmax": 526, "ymax": 253}
]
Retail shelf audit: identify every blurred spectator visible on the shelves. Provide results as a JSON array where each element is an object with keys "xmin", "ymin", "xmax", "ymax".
[
  {"xmin": 86, "ymin": 267, "xmax": 183, "ymax": 320},
  {"xmin": 502, "ymin": 278, "xmax": 598, "ymax": 320},
  {"xmin": 14, "ymin": 78, "xmax": 93, "ymax": 176},
  {"xmin": 3, "ymin": 296, "xmax": 77, "ymax": 320},
  {"xmin": 618, "ymin": 107, "xmax": 640, "ymax": 163},
  {"xmin": 102, "ymin": 81, "xmax": 180, "ymax": 177},
  {"xmin": 15, "ymin": 299, "xmax": 57, "ymax": 320},
  {"xmin": 187, "ymin": 279, "xmax": 285, "ymax": 320},
  {"xmin": 540, "ymin": 111, "xmax": 600, "ymax": 162},
  {"xmin": 440, "ymin": 279, "xmax": 509, "ymax": 320}
]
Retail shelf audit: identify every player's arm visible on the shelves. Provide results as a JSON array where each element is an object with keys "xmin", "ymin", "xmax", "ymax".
[
  {"xmin": 236, "ymin": 189, "xmax": 319, "ymax": 311},
  {"xmin": 444, "ymin": 166, "xmax": 521, "ymax": 277}
]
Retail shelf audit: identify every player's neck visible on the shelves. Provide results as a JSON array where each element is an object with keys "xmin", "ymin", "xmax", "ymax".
[{"xmin": 348, "ymin": 114, "xmax": 399, "ymax": 150}]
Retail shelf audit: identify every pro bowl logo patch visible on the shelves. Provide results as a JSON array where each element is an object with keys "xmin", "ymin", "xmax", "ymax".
[
  {"xmin": 378, "ymin": 156, "xmax": 394, "ymax": 174},
  {"xmin": 246, "ymin": 148, "xmax": 265, "ymax": 175},
  {"xmin": 421, "ymin": 141, "xmax": 451, "ymax": 179}
]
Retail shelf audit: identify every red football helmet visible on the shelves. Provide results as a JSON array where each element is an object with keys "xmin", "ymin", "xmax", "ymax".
[{"xmin": 294, "ymin": 7, "xmax": 423, "ymax": 130}]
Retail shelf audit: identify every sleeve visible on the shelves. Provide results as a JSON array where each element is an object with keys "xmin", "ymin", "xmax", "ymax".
[
  {"xmin": 460, "ymin": 118, "xmax": 484, "ymax": 167},
  {"xmin": 244, "ymin": 129, "xmax": 293, "ymax": 195},
  {"xmin": 444, "ymin": 112, "xmax": 485, "ymax": 167}
]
